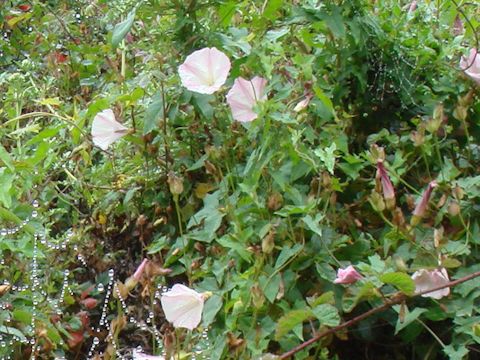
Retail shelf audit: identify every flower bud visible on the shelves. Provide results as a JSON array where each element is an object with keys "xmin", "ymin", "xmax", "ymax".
[
  {"xmin": 453, "ymin": 106, "xmax": 467, "ymax": 122},
  {"xmin": 376, "ymin": 160, "xmax": 395, "ymax": 209},
  {"xmin": 167, "ymin": 171, "xmax": 184, "ymax": 195},
  {"xmin": 251, "ymin": 283, "xmax": 265, "ymax": 309},
  {"xmin": 294, "ymin": 95, "xmax": 312, "ymax": 112},
  {"xmin": 434, "ymin": 227, "xmax": 444, "ymax": 248},
  {"xmin": 411, "ymin": 181, "xmax": 437, "ymax": 226},
  {"xmin": 261, "ymin": 230, "xmax": 275, "ymax": 254},
  {"xmin": 267, "ymin": 192, "xmax": 283, "ymax": 211},
  {"xmin": 334, "ymin": 265, "xmax": 362, "ymax": 284},
  {"xmin": 80, "ymin": 298, "xmax": 98, "ymax": 309},
  {"xmin": 426, "ymin": 104, "xmax": 444, "ymax": 133},
  {"xmin": 370, "ymin": 144, "xmax": 385, "ymax": 161},
  {"xmin": 448, "ymin": 201, "xmax": 460, "ymax": 217},
  {"xmin": 453, "ymin": 186, "xmax": 464, "ymax": 200},
  {"xmin": 369, "ymin": 191, "xmax": 385, "ymax": 212}
]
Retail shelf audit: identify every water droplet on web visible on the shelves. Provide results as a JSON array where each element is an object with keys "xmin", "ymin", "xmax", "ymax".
[{"xmin": 97, "ymin": 284, "xmax": 104, "ymax": 292}]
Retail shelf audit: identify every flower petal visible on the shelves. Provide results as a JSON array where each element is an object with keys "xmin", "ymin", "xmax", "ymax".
[
  {"xmin": 460, "ymin": 49, "xmax": 480, "ymax": 85},
  {"xmin": 91, "ymin": 109, "xmax": 129, "ymax": 150},
  {"xmin": 412, "ymin": 268, "xmax": 450, "ymax": 299},
  {"xmin": 160, "ymin": 284, "xmax": 204, "ymax": 330},
  {"xmin": 178, "ymin": 47, "xmax": 231, "ymax": 94},
  {"xmin": 226, "ymin": 76, "xmax": 267, "ymax": 122}
]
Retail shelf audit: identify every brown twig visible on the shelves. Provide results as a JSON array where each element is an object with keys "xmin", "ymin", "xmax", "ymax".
[{"xmin": 278, "ymin": 270, "xmax": 480, "ymax": 359}]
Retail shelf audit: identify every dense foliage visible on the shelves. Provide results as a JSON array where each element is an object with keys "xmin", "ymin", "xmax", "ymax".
[{"xmin": 0, "ymin": 0, "xmax": 479, "ymax": 359}]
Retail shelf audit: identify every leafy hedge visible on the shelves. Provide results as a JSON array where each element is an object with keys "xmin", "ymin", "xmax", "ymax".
[{"xmin": 0, "ymin": 0, "xmax": 479, "ymax": 359}]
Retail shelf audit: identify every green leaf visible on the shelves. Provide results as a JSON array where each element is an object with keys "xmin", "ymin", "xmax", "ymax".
[
  {"xmin": 314, "ymin": 143, "xmax": 337, "ymax": 174},
  {"xmin": 0, "ymin": 145, "xmax": 14, "ymax": 171},
  {"xmin": 112, "ymin": 10, "xmax": 136, "ymax": 48},
  {"xmin": 302, "ymin": 214, "xmax": 324, "ymax": 237},
  {"xmin": 324, "ymin": 6, "xmax": 345, "ymax": 39},
  {"xmin": 274, "ymin": 244, "xmax": 303, "ymax": 270},
  {"xmin": 275, "ymin": 308, "xmax": 313, "ymax": 340},
  {"xmin": 46, "ymin": 326, "xmax": 62, "ymax": 343},
  {"xmin": 216, "ymin": 235, "xmax": 252, "ymax": 262},
  {"xmin": 0, "ymin": 325, "xmax": 27, "ymax": 341},
  {"xmin": 0, "ymin": 169, "xmax": 14, "ymax": 208},
  {"xmin": 380, "ymin": 272, "xmax": 415, "ymax": 295},
  {"xmin": 192, "ymin": 93, "xmax": 214, "ymax": 119},
  {"xmin": 263, "ymin": 0, "xmax": 283, "ymax": 20},
  {"xmin": 259, "ymin": 273, "xmax": 282, "ymax": 303},
  {"xmin": 202, "ymin": 294, "xmax": 223, "ymax": 327},
  {"xmin": 144, "ymin": 93, "xmax": 163, "ymax": 134},
  {"xmin": 443, "ymin": 344, "xmax": 469, "ymax": 360},
  {"xmin": 12, "ymin": 309, "xmax": 32, "ymax": 324},
  {"xmin": 307, "ymin": 291, "xmax": 335, "ymax": 307},
  {"xmin": 313, "ymin": 86, "xmax": 335, "ymax": 117},
  {"xmin": 393, "ymin": 305, "xmax": 426, "ymax": 334},
  {"xmin": 311, "ymin": 304, "xmax": 340, "ymax": 327}
]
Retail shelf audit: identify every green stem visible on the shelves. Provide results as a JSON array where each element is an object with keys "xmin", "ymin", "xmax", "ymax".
[
  {"xmin": 173, "ymin": 195, "xmax": 183, "ymax": 237},
  {"xmin": 461, "ymin": 117, "xmax": 473, "ymax": 164},
  {"xmin": 416, "ymin": 319, "xmax": 446, "ymax": 348},
  {"xmin": 434, "ymin": 135, "xmax": 444, "ymax": 180}
]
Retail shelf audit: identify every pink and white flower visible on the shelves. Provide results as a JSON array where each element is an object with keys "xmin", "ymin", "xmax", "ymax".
[
  {"xmin": 178, "ymin": 47, "xmax": 231, "ymax": 94},
  {"xmin": 460, "ymin": 49, "xmax": 480, "ymax": 85},
  {"xmin": 91, "ymin": 109, "xmax": 130, "ymax": 150},
  {"xmin": 412, "ymin": 268, "xmax": 450, "ymax": 299},
  {"xmin": 226, "ymin": 76, "xmax": 267, "ymax": 122},
  {"xmin": 160, "ymin": 284, "xmax": 206, "ymax": 330},
  {"xmin": 334, "ymin": 265, "xmax": 362, "ymax": 284}
]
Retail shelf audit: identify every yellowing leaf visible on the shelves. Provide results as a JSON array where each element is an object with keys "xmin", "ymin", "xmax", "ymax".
[
  {"xmin": 98, "ymin": 214, "xmax": 107, "ymax": 225},
  {"xmin": 37, "ymin": 98, "xmax": 62, "ymax": 107}
]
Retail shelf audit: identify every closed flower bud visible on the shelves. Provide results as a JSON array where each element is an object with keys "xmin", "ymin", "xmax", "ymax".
[
  {"xmin": 251, "ymin": 283, "xmax": 265, "ymax": 309},
  {"xmin": 267, "ymin": 192, "xmax": 283, "ymax": 211},
  {"xmin": 370, "ymin": 144, "xmax": 385, "ymax": 161},
  {"xmin": 453, "ymin": 106, "xmax": 468, "ymax": 122},
  {"xmin": 293, "ymin": 95, "xmax": 312, "ymax": 112},
  {"xmin": 334, "ymin": 265, "xmax": 362, "ymax": 284},
  {"xmin": 410, "ymin": 124, "xmax": 425, "ymax": 147},
  {"xmin": 411, "ymin": 181, "xmax": 437, "ymax": 226},
  {"xmin": 434, "ymin": 227, "xmax": 444, "ymax": 248},
  {"xmin": 369, "ymin": 191, "xmax": 385, "ymax": 212},
  {"xmin": 113, "ymin": 281, "xmax": 129, "ymax": 299},
  {"xmin": 133, "ymin": 259, "xmax": 148, "ymax": 281},
  {"xmin": 426, "ymin": 104, "xmax": 444, "ymax": 133},
  {"xmin": 376, "ymin": 160, "xmax": 395, "ymax": 209},
  {"xmin": 453, "ymin": 186, "xmax": 464, "ymax": 200},
  {"xmin": 261, "ymin": 230, "xmax": 275, "ymax": 254},
  {"xmin": 167, "ymin": 172, "xmax": 184, "ymax": 195},
  {"xmin": 80, "ymin": 298, "xmax": 98, "ymax": 309},
  {"xmin": 448, "ymin": 201, "xmax": 460, "ymax": 216}
]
